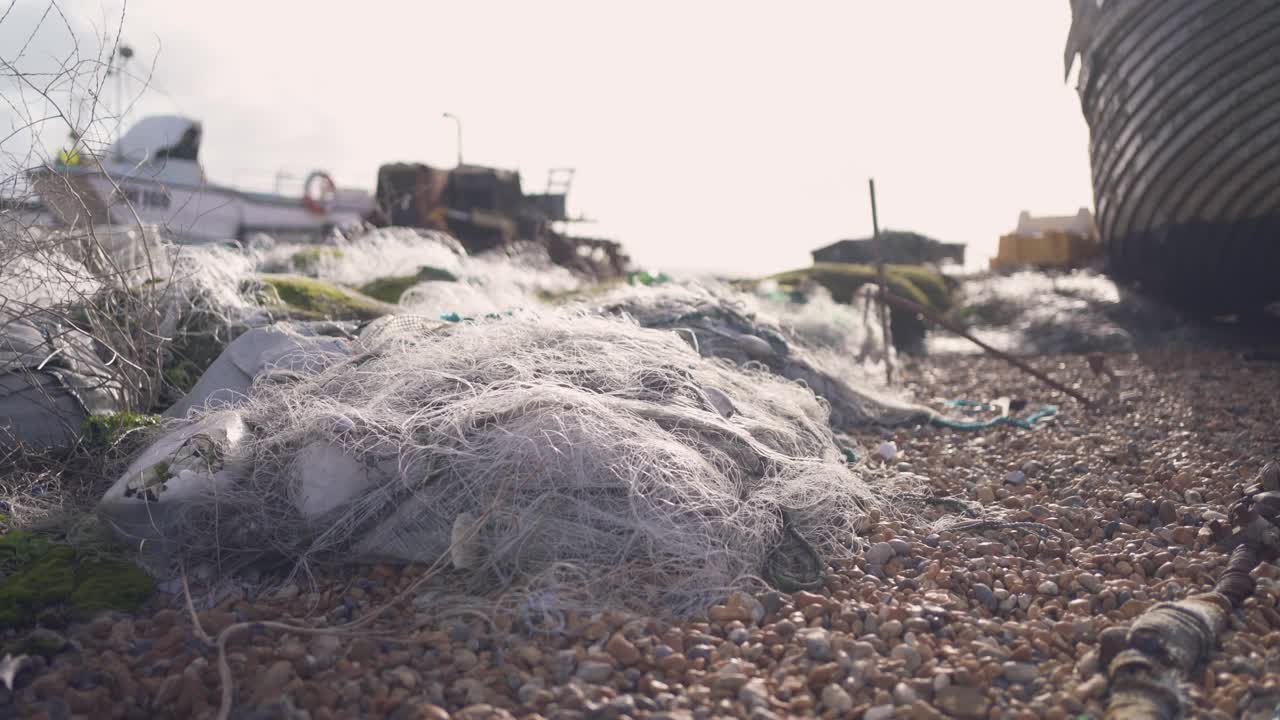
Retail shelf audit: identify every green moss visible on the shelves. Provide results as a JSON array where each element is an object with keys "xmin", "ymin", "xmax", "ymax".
[
  {"xmin": 290, "ymin": 246, "xmax": 345, "ymax": 274},
  {"xmin": 885, "ymin": 264, "xmax": 954, "ymax": 313},
  {"xmin": 0, "ymin": 531, "xmax": 152, "ymax": 630},
  {"xmin": 358, "ymin": 266, "xmax": 458, "ymax": 304},
  {"xmin": 163, "ymin": 361, "xmax": 200, "ymax": 394},
  {"xmin": 81, "ymin": 412, "xmax": 160, "ymax": 447},
  {"xmin": 259, "ymin": 274, "xmax": 395, "ymax": 321},
  {"xmin": 70, "ymin": 559, "xmax": 154, "ymax": 613}
]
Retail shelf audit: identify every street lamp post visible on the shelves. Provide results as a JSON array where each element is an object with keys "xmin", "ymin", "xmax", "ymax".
[
  {"xmin": 108, "ymin": 43, "xmax": 134, "ymax": 151},
  {"xmin": 442, "ymin": 113, "xmax": 462, "ymax": 167}
]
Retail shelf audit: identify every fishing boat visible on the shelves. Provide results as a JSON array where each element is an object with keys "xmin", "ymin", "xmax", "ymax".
[
  {"xmin": 27, "ymin": 115, "xmax": 373, "ymax": 243},
  {"xmin": 1066, "ymin": 0, "xmax": 1280, "ymax": 316}
]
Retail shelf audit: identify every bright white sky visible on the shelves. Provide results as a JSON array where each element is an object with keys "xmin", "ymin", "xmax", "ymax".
[{"xmin": 4, "ymin": 0, "xmax": 1094, "ymax": 276}]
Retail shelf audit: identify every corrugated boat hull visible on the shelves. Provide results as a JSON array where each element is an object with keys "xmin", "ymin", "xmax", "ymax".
[{"xmin": 1067, "ymin": 0, "xmax": 1280, "ymax": 314}]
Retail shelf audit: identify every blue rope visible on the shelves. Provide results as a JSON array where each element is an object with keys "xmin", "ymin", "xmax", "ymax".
[
  {"xmin": 931, "ymin": 404, "xmax": 1058, "ymax": 431},
  {"xmin": 439, "ymin": 310, "xmax": 513, "ymax": 323}
]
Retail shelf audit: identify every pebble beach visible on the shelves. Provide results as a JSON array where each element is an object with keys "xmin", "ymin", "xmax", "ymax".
[{"xmin": 9, "ymin": 348, "xmax": 1280, "ymax": 720}]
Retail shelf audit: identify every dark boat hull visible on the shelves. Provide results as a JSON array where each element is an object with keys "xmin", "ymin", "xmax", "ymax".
[{"xmin": 1067, "ymin": 0, "xmax": 1280, "ymax": 315}]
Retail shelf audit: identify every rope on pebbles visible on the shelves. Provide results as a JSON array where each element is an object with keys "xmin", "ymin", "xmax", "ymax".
[{"xmin": 1102, "ymin": 462, "xmax": 1280, "ymax": 720}]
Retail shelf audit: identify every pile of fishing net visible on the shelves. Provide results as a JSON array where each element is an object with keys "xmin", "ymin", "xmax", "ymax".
[
  {"xmin": 101, "ymin": 311, "xmax": 880, "ymax": 614},
  {"xmin": 598, "ymin": 282, "xmax": 933, "ymax": 428}
]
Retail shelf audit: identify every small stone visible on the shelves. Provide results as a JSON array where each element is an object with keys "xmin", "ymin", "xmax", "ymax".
[
  {"xmin": 1003, "ymin": 662, "xmax": 1038, "ymax": 684},
  {"xmin": 347, "ymin": 637, "xmax": 379, "ymax": 663},
  {"xmin": 889, "ymin": 538, "xmax": 911, "ymax": 556},
  {"xmin": 516, "ymin": 645, "xmax": 543, "ymax": 667},
  {"xmin": 1074, "ymin": 675, "xmax": 1107, "ymax": 702},
  {"xmin": 862, "ymin": 704, "xmax": 895, "ymax": 720},
  {"xmin": 310, "ymin": 634, "xmax": 341, "ymax": 664},
  {"xmin": 1037, "ymin": 581, "xmax": 1059, "ymax": 596},
  {"xmin": 1005, "ymin": 470, "xmax": 1027, "ymax": 486},
  {"xmin": 454, "ymin": 649, "xmax": 479, "ymax": 672},
  {"xmin": 576, "ymin": 660, "xmax": 613, "ymax": 684},
  {"xmin": 658, "ymin": 653, "xmax": 688, "ymax": 674},
  {"xmin": 1076, "ymin": 649, "xmax": 1099, "ymax": 678},
  {"xmin": 893, "ymin": 681, "xmax": 919, "ymax": 705},
  {"xmin": 1077, "ymin": 573, "xmax": 1102, "ymax": 593},
  {"xmin": 1170, "ymin": 526, "xmax": 1197, "ymax": 545},
  {"xmin": 739, "ymin": 678, "xmax": 770, "ymax": 707},
  {"xmin": 409, "ymin": 703, "xmax": 452, "ymax": 720},
  {"xmin": 605, "ymin": 633, "xmax": 641, "ymax": 666},
  {"xmin": 866, "ymin": 542, "xmax": 895, "ymax": 566},
  {"xmin": 976, "ymin": 486, "xmax": 996, "ymax": 504},
  {"xmin": 878, "ymin": 619, "xmax": 904, "ymax": 640},
  {"xmin": 802, "ymin": 629, "xmax": 832, "ymax": 661},
  {"xmin": 821, "ymin": 684, "xmax": 854, "ymax": 713},
  {"xmin": 890, "ymin": 643, "xmax": 922, "ymax": 673},
  {"xmin": 934, "ymin": 686, "xmax": 990, "ymax": 718},
  {"xmin": 252, "ymin": 661, "xmax": 294, "ymax": 704},
  {"xmin": 712, "ymin": 672, "xmax": 750, "ymax": 694},
  {"xmin": 553, "ymin": 649, "xmax": 578, "ymax": 683},
  {"xmin": 973, "ymin": 583, "xmax": 995, "ymax": 607},
  {"xmin": 383, "ymin": 665, "xmax": 420, "ymax": 690},
  {"xmin": 1158, "ymin": 500, "xmax": 1177, "ymax": 524}
]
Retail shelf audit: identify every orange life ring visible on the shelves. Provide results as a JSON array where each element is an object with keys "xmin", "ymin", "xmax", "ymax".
[{"xmin": 303, "ymin": 171, "xmax": 337, "ymax": 215}]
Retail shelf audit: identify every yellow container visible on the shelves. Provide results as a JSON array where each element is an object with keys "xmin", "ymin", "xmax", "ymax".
[{"xmin": 992, "ymin": 231, "xmax": 1098, "ymax": 270}]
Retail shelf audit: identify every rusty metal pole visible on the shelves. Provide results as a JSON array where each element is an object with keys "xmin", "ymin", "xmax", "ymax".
[{"xmin": 869, "ymin": 179, "xmax": 894, "ymax": 385}]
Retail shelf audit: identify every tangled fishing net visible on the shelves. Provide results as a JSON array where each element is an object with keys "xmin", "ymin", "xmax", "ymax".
[
  {"xmin": 117, "ymin": 311, "xmax": 881, "ymax": 614},
  {"xmin": 597, "ymin": 282, "xmax": 933, "ymax": 428}
]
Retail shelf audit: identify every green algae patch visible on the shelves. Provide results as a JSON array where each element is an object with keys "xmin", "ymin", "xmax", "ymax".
[
  {"xmin": 358, "ymin": 265, "xmax": 459, "ymax": 304},
  {"xmin": 259, "ymin": 273, "xmax": 395, "ymax": 321},
  {"xmin": 0, "ymin": 531, "xmax": 152, "ymax": 630},
  {"xmin": 81, "ymin": 412, "xmax": 160, "ymax": 448},
  {"xmin": 290, "ymin": 246, "xmax": 345, "ymax": 274}
]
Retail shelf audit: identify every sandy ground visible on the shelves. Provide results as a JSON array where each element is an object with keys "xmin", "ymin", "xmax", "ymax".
[{"xmin": 9, "ymin": 348, "xmax": 1280, "ymax": 720}]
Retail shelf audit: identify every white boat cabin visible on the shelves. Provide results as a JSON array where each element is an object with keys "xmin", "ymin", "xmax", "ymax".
[{"xmin": 30, "ymin": 115, "xmax": 373, "ymax": 243}]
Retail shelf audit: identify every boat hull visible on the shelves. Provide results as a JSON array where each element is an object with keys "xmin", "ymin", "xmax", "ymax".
[{"xmin": 1068, "ymin": 0, "xmax": 1280, "ymax": 315}]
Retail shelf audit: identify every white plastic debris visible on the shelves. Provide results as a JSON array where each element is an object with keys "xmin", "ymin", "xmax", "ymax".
[
  {"xmin": 289, "ymin": 442, "xmax": 374, "ymax": 518},
  {"xmin": 877, "ymin": 441, "xmax": 898, "ymax": 462},
  {"xmin": 165, "ymin": 323, "xmax": 352, "ymax": 418},
  {"xmin": 98, "ymin": 411, "xmax": 249, "ymax": 547}
]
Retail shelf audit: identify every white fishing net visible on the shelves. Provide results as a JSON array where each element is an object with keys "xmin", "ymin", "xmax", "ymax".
[
  {"xmin": 596, "ymin": 281, "xmax": 933, "ymax": 428},
  {"xmin": 131, "ymin": 311, "xmax": 880, "ymax": 614}
]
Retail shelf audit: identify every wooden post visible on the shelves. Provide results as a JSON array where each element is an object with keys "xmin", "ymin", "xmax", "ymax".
[{"xmin": 869, "ymin": 179, "xmax": 894, "ymax": 385}]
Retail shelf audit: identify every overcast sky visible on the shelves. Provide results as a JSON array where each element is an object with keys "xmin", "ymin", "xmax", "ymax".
[{"xmin": 3, "ymin": 0, "xmax": 1094, "ymax": 276}]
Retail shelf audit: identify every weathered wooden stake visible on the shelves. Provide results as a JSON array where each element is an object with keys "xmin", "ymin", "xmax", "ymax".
[{"xmin": 869, "ymin": 179, "xmax": 894, "ymax": 386}]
